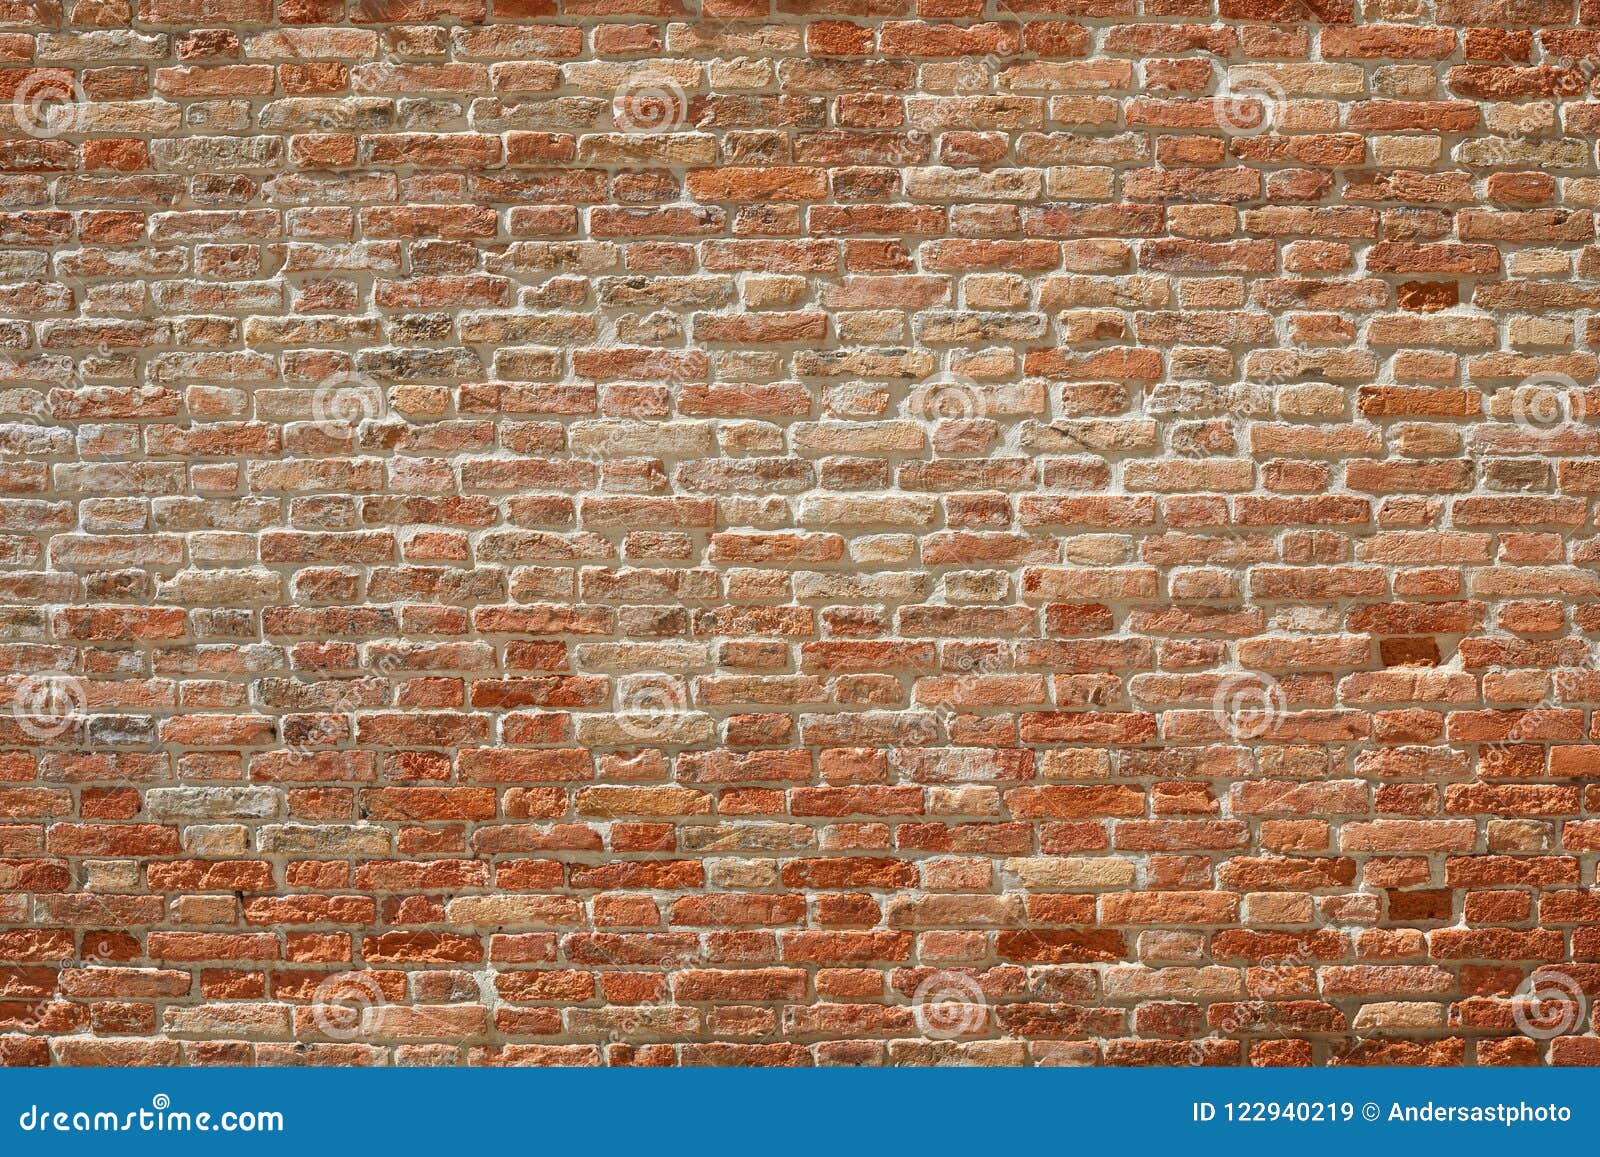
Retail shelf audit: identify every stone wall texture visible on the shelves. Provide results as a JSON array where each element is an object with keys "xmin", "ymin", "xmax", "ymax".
[{"xmin": 3, "ymin": 0, "xmax": 1600, "ymax": 1067}]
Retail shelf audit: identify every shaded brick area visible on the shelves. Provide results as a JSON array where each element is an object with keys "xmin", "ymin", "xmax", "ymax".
[{"xmin": 1, "ymin": 0, "xmax": 1599, "ymax": 1066}]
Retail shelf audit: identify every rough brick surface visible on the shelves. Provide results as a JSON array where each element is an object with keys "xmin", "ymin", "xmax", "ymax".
[{"xmin": 3, "ymin": 0, "xmax": 1600, "ymax": 1068}]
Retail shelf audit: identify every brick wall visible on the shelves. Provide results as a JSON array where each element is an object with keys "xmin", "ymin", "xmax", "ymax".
[{"xmin": 3, "ymin": 0, "xmax": 1599, "ymax": 1067}]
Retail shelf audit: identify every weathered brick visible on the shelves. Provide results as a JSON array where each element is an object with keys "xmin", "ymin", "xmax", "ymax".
[{"xmin": 5, "ymin": 0, "xmax": 1593, "ymax": 1072}]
